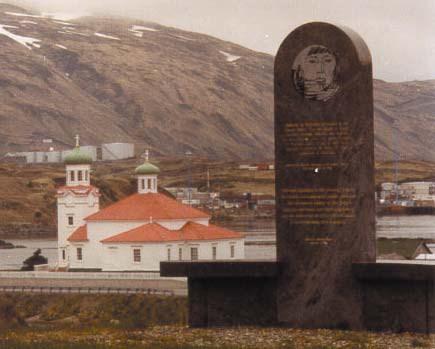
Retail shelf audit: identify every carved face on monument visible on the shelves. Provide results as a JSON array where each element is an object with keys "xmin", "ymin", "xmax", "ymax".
[{"xmin": 292, "ymin": 45, "xmax": 339, "ymax": 101}]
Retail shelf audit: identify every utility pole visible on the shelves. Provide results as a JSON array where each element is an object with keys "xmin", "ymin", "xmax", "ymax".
[
  {"xmin": 185, "ymin": 151, "xmax": 192, "ymax": 206},
  {"xmin": 394, "ymin": 129, "xmax": 399, "ymax": 205}
]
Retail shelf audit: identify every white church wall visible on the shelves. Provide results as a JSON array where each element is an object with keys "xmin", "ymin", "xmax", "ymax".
[
  {"xmin": 87, "ymin": 221, "xmax": 146, "ymax": 238},
  {"xmin": 58, "ymin": 192, "xmax": 99, "ymax": 267},
  {"xmin": 97, "ymin": 238, "xmax": 245, "ymax": 271},
  {"xmin": 65, "ymin": 164, "xmax": 91, "ymax": 186},
  {"xmin": 83, "ymin": 221, "xmax": 148, "ymax": 269},
  {"xmin": 68, "ymin": 242, "xmax": 92, "ymax": 269},
  {"xmin": 100, "ymin": 243, "xmax": 165, "ymax": 271}
]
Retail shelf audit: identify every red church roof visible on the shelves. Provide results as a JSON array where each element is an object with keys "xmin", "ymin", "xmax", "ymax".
[
  {"xmin": 67, "ymin": 225, "xmax": 88, "ymax": 242},
  {"xmin": 85, "ymin": 192, "xmax": 209, "ymax": 221},
  {"xmin": 101, "ymin": 222, "xmax": 244, "ymax": 243},
  {"xmin": 180, "ymin": 222, "xmax": 245, "ymax": 241}
]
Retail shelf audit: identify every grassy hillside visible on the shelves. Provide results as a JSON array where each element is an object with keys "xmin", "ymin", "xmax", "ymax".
[{"xmin": 2, "ymin": 158, "xmax": 435, "ymax": 237}]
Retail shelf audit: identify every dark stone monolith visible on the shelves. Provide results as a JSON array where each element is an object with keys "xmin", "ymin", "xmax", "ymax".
[{"xmin": 275, "ymin": 22, "xmax": 376, "ymax": 329}]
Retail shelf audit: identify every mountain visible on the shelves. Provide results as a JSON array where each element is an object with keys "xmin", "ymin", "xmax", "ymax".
[
  {"xmin": 0, "ymin": 4, "xmax": 434, "ymax": 161},
  {"xmin": 0, "ymin": 4, "xmax": 273, "ymax": 160},
  {"xmin": 374, "ymin": 79, "xmax": 435, "ymax": 161}
]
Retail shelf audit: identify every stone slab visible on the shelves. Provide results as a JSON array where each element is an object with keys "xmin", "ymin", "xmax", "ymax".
[
  {"xmin": 354, "ymin": 263, "xmax": 435, "ymax": 281},
  {"xmin": 360, "ymin": 279, "xmax": 433, "ymax": 334},
  {"xmin": 274, "ymin": 22, "xmax": 375, "ymax": 329},
  {"xmin": 188, "ymin": 277, "xmax": 277, "ymax": 327},
  {"xmin": 160, "ymin": 261, "xmax": 279, "ymax": 278}
]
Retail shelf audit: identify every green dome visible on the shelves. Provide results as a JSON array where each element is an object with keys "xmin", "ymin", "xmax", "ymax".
[
  {"xmin": 135, "ymin": 161, "xmax": 160, "ymax": 175},
  {"xmin": 64, "ymin": 147, "xmax": 93, "ymax": 165}
]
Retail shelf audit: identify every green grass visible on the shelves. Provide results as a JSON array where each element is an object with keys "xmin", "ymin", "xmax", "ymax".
[{"xmin": 0, "ymin": 294, "xmax": 188, "ymax": 330}]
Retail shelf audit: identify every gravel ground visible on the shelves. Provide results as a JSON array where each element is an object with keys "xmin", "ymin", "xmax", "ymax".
[{"xmin": 1, "ymin": 326, "xmax": 435, "ymax": 348}]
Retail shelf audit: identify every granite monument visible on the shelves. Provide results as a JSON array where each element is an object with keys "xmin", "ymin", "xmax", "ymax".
[
  {"xmin": 275, "ymin": 22, "xmax": 375, "ymax": 329},
  {"xmin": 161, "ymin": 22, "xmax": 435, "ymax": 334}
]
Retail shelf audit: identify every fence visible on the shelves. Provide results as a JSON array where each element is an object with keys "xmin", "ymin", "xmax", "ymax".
[
  {"xmin": 0, "ymin": 285, "xmax": 175, "ymax": 295},
  {"xmin": 0, "ymin": 271, "xmax": 186, "ymax": 281}
]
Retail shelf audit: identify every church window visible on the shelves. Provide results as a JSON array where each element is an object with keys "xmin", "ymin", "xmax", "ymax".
[
  {"xmin": 147, "ymin": 178, "xmax": 152, "ymax": 189},
  {"xmin": 178, "ymin": 248, "xmax": 182, "ymax": 261},
  {"xmin": 230, "ymin": 244, "xmax": 235, "ymax": 258},
  {"xmin": 141, "ymin": 179, "xmax": 145, "ymax": 190},
  {"xmin": 212, "ymin": 246, "xmax": 217, "ymax": 260},
  {"xmin": 62, "ymin": 250, "xmax": 66, "ymax": 260},
  {"xmin": 190, "ymin": 247, "xmax": 198, "ymax": 261},
  {"xmin": 85, "ymin": 171, "xmax": 88, "ymax": 181},
  {"xmin": 133, "ymin": 249, "xmax": 141, "ymax": 263},
  {"xmin": 68, "ymin": 216, "xmax": 74, "ymax": 226},
  {"xmin": 76, "ymin": 247, "xmax": 82, "ymax": 261},
  {"xmin": 70, "ymin": 171, "xmax": 75, "ymax": 181},
  {"xmin": 78, "ymin": 170, "xmax": 83, "ymax": 181}
]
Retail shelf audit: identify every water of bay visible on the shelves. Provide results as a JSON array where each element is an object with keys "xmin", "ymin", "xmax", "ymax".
[{"xmin": 1, "ymin": 215, "xmax": 435, "ymax": 269}]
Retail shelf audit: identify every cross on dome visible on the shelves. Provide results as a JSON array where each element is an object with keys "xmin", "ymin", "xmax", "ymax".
[
  {"xmin": 145, "ymin": 149, "xmax": 149, "ymax": 162},
  {"xmin": 75, "ymin": 134, "xmax": 80, "ymax": 147}
]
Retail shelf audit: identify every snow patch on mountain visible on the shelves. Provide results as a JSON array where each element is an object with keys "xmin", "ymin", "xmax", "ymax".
[
  {"xmin": 128, "ymin": 25, "xmax": 158, "ymax": 38},
  {"xmin": 94, "ymin": 32, "xmax": 120, "ymax": 40},
  {"xmin": 42, "ymin": 12, "xmax": 89, "ymax": 21},
  {"xmin": 58, "ymin": 30, "xmax": 89, "ymax": 37},
  {"xmin": 171, "ymin": 34, "xmax": 196, "ymax": 42},
  {"xmin": 5, "ymin": 12, "xmax": 44, "ymax": 18},
  {"xmin": 0, "ymin": 24, "xmax": 40, "ymax": 49},
  {"xmin": 54, "ymin": 20, "xmax": 75, "ymax": 26},
  {"xmin": 20, "ymin": 20, "xmax": 38, "ymax": 25},
  {"xmin": 132, "ymin": 25, "xmax": 158, "ymax": 32},
  {"xmin": 219, "ymin": 50, "xmax": 241, "ymax": 62}
]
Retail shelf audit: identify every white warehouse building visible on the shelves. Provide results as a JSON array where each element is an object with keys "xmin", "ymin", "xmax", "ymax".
[
  {"xmin": 101, "ymin": 143, "xmax": 135, "ymax": 161},
  {"xmin": 4, "ymin": 143, "xmax": 134, "ymax": 164},
  {"xmin": 57, "ymin": 143, "xmax": 245, "ymax": 271}
]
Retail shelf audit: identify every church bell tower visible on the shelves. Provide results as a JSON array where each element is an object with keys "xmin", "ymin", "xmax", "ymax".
[{"xmin": 57, "ymin": 135, "xmax": 100, "ymax": 268}]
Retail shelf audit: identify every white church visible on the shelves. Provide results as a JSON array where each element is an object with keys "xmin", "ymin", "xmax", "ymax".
[{"xmin": 57, "ymin": 138, "xmax": 245, "ymax": 271}]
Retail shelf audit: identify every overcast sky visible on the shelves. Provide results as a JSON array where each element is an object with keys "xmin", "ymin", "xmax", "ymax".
[{"xmin": 10, "ymin": 0, "xmax": 435, "ymax": 82}]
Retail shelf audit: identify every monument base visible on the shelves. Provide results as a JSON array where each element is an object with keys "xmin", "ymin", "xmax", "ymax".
[
  {"xmin": 354, "ymin": 262, "xmax": 435, "ymax": 334},
  {"xmin": 162, "ymin": 260, "xmax": 435, "ymax": 333},
  {"xmin": 160, "ymin": 261, "xmax": 279, "ymax": 327}
]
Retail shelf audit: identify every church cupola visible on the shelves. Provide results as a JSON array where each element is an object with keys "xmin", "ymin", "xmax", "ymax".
[
  {"xmin": 64, "ymin": 135, "xmax": 92, "ymax": 187},
  {"xmin": 135, "ymin": 150, "xmax": 159, "ymax": 194}
]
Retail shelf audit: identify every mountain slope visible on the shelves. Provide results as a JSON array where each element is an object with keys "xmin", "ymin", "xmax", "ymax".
[
  {"xmin": 374, "ymin": 79, "xmax": 435, "ymax": 161},
  {"xmin": 0, "ymin": 4, "xmax": 273, "ymax": 159},
  {"xmin": 0, "ymin": 4, "xmax": 434, "ymax": 161}
]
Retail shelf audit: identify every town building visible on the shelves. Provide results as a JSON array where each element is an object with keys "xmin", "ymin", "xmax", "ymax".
[
  {"xmin": 57, "ymin": 140, "xmax": 245, "ymax": 271},
  {"xmin": 379, "ymin": 181, "xmax": 435, "ymax": 206},
  {"xmin": 3, "ymin": 142, "xmax": 134, "ymax": 164},
  {"xmin": 164, "ymin": 187, "xmax": 219, "ymax": 206}
]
